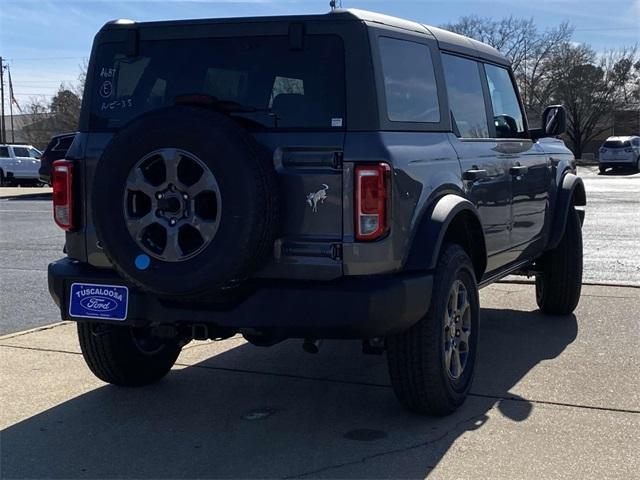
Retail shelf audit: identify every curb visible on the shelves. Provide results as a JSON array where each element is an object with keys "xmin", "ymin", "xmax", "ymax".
[
  {"xmin": 0, "ymin": 192, "xmax": 52, "ymax": 200},
  {"xmin": 0, "ymin": 322, "xmax": 69, "ymax": 341}
]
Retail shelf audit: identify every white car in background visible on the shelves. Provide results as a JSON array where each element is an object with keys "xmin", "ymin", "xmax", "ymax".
[
  {"xmin": 598, "ymin": 136, "xmax": 640, "ymax": 174},
  {"xmin": 0, "ymin": 144, "xmax": 43, "ymax": 186}
]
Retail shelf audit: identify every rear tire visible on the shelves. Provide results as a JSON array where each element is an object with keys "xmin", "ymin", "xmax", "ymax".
[
  {"xmin": 386, "ymin": 244, "xmax": 480, "ymax": 415},
  {"xmin": 77, "ymin": 322, "xmax": 181, "ymax": 386},
  {"xmin": 0, "ymin": 171, "xmax": 11, "ymax": 187},
  {"xmin": 535, "ymin": 207, "xmax": 583, "ymax": 315}
]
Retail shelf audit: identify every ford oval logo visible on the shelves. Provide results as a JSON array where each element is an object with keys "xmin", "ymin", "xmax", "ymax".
[{"xmin": 80, "ymin": 296, "xmax": 118, "ymax": 312}]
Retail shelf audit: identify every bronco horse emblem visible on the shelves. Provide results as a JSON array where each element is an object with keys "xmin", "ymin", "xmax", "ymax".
[{"xmin": 306, "ymin": 184, "xmax": 329, "ymax": 212}]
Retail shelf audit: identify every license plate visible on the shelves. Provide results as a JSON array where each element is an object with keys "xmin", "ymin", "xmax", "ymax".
[{"xmin": 69, "ymin": 283, "xmax": 129, "ymax": 321}]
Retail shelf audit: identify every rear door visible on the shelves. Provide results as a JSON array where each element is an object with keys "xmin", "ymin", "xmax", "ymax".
[
  {"xmin": 9, "ymin": 146, "xmax": 38, "ymax": 179},
  {"xmin": 441, "ymin": 53, "xmax": 513, "ymax": 274},
  {"xmin": 86, "ymin": 25, "xmax": 349, "ymax": 277}
]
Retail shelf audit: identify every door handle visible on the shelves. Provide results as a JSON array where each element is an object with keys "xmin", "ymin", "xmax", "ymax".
[
  {"xmin": 462, "ymin": 168, "xmax": 488, "ymax": 181},
  {"xmin": 509, "ymin": 165, "xmax": 528, "ymax": 176}
]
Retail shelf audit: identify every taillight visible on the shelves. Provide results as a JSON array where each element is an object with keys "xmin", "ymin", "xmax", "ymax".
[
  {"xmin": 355, "ymin": 163, "xmax": 390, "ymax": 241},
  {"xmin": 52, "ymin": 160, "xmax": 74, "ymax": 230}
]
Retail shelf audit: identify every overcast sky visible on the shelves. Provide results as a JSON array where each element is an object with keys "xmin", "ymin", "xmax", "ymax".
[{"xmin": 1, "ymin": 0, "xmax": 639, "ymax": 109}]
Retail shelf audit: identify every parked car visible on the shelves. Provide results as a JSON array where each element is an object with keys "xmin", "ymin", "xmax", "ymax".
[
  {"xmin": 598, "ymin": 135, "xmax": 640, "ymax": 173},
  {"xmin": 0, "ymin": 144, "xmax": 43, "ymax": 186},
  {"xmin": 47, "ymin": 9, "xmax": 585, "ymax": 415},
  {"xmin": 39, "ymin": 133, "xmax": 76, "ymax": 185}
]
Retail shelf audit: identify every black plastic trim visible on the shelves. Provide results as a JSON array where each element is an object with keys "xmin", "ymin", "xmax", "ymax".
[{"xmin": 48, "ymin": 258, "xmax": 433, "ymax": 338}]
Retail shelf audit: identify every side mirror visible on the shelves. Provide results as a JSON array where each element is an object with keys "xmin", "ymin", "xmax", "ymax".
[{"xmin": 531, "ymin": 105, "xmax": 567, "ymax": 140}]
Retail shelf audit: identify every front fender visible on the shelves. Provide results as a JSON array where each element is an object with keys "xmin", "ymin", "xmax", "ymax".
[{"xmin": 547, "ymin": 173, "xmax": 586, "ymax": 251}]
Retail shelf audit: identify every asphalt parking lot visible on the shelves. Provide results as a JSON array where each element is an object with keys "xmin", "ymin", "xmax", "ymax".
[
  {"xmin": 1, "ymin": 167, "xmax": 639, "ymax": 479},
  {"xmin": 1, "ymin": 166, "xmax": 638, "ymax": 335}
]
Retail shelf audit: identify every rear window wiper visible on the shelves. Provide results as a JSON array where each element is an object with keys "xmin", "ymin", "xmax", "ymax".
[{"xmin": 174, "ymin": 94, "xmax": 272, "ymax": 113}]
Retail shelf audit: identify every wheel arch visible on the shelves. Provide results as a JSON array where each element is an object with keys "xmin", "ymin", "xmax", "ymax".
[
  {"xmin": 546, "ymin": 172, "xmax": 586, "ymax": 251},
  {"xmin": 404, "ymin": 194, "xmax": 487, "ymax": 281}
]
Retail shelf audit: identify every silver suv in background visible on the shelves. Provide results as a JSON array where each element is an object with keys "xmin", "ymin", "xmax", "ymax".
[
  {"xmin": 598, "ymin": 136, "xmax": 640, "ymax": 174},
  {"xmin": 0, "ymin": 144, "xmax": 43, "ymax": 186}
]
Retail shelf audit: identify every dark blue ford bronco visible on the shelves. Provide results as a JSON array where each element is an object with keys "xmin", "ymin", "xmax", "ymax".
[{"xmin": 48, "ymin": 9, "xmax": 585, "ymax": 415}]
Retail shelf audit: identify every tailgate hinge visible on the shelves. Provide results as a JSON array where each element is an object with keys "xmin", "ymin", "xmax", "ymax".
[
  {"xmin": 331, "ymin": 243, "xmax": 343, "ymax": 261},
  {"xmin": 332, "ymin": 151, "xmax": 344, "ymax": 170}
]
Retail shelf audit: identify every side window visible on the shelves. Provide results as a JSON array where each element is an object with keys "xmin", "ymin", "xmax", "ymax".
[
  {"xmin": 484, "ymin": 64, "xmax": 525, "ymax": 138},
  {"xmin": 0, "ymin": 147, "xmax": 9, "ymax": 158},
  {"xmin": 12, "ymin": 147, "xmax": 30, "ymax": 157},
  {"xmin": 441, "ymin": 54, "xmax": 489, "ymax": 138},
  {"xmin": 378, "ymin": 37, "xmax": 440, "ymax": 123},
  {"xmin": 633, "ymin": 139, "xmax": 640, "ymax": 147}
]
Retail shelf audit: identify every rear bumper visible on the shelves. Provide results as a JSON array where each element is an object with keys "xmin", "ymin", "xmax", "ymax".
[
  {"xmin": 599, "ymin": 157, "xmax": 635, "ymax": 166},
  {"xmin": 48, "ymin": 258, "xmax": 433, "ymax": 338}
]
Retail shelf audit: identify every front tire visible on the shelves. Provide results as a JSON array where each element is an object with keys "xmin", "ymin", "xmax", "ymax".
[
  {"xmin": 599, "ymin": 165, "xmax": 607, "ymax": 175},
  {"xmin": 386, "ymin": 244, "xmax": 480, "ymax": 415},
  {"xmin": 535, "ymin": 207, "xmax": 583, "ymax": 315},
  {"xmin": 78, "ymin": 323, "xmax": 182, "ymax": 386}
]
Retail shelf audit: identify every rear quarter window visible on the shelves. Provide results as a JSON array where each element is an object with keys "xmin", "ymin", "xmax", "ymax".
[{"xmin": 378, "ymin": 37, "xmax": 440, "ymax": 123}]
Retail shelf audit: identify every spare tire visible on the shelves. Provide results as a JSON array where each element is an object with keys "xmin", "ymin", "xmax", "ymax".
[{"xmin": 92, "ymin": 106, "xmax": 279, "ymax": 299}]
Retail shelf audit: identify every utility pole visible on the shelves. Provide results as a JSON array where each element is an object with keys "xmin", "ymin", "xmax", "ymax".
[
  {"xmin": 7, "ymin": 65, "xmax": 14, "ymax": 143},
  {"xmin": 0, "ymin": 56, "xmax": 5, "ymax": 144}
]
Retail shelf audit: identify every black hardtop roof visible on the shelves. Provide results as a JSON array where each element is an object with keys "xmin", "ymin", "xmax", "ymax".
[{"xmin": 101, "ymin": 8, "xmax": 509, "ymax": 66}]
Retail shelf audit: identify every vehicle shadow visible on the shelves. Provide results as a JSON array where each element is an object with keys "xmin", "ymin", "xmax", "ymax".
[
  {"xmin": 598, "ymin": 168, "xmax": 639, "ymax": 177},
  {"xmin": 1, "ymin": 308, "xmax": 577, "ymax": 479}
]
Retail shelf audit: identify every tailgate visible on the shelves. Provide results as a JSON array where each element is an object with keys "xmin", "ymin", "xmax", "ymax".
[{"xmin": 254, "ymin": 133, "xmax": 344, "ymax": 280}]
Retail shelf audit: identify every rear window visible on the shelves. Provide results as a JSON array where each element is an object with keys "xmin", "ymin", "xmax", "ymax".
[
  {"xmin": 53, "ymin": 136, "xmax": 74, "ymax": 151},
  {"xmin": 90, "ymin": 35, "xmax": 346, "ymax": 131},
  {"xmin": 604, "ymin": 140, "xmax": 631, "ymax": 148}
]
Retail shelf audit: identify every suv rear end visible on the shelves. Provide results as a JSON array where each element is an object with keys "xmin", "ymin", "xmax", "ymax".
[
  {"xmin": 49, "ymin": 12, "xmax": 433, "ymax": 342},
  {"xmin": 39, "ymin": 133, "xmax": 76, "ymax": 185},
  {"xmin": 599, "ymin": 136, "xmax": 640, "ymax": 173}
]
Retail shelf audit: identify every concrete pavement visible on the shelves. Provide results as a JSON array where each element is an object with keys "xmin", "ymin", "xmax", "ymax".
[
  {"xmin": 0, "ymin": 187, "xmax": 52, "ymax": 199},
  {"xmin": 1, "ymin": 282, "xmax": 638, "ymax": 479}
]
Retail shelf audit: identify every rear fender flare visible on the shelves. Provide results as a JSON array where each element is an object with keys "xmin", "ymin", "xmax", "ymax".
[
  {"xmin": 547, "ymin": 173, "xmax": 586, "ymax": 251},
  {"xmin": 404, "ymin": 194, "xmax": 487, "ymax": 280}
]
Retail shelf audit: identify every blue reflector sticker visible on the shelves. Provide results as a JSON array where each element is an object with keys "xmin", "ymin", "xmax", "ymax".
[{"xmin": 69, "ymin": 283, "xmax": 129, "ymax": 321}]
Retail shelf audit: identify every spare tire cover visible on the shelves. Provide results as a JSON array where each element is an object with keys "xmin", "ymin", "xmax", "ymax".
[{"xmin": 92, "ymin": 106, "xmax": 279, "ymax": 298}]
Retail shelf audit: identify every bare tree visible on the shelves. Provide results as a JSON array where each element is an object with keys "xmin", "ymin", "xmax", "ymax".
[
  {"xmin": 545, "ymin": 44, "xmax": 639, "ymax": 158},
  {"xmin": 444, "ymin": 16, "xmax": 574, "ymax": 126},
  {"xmin": 21, "ymin": 96, "xmax": 52, "ymax": 148},
  {"xmin": 21, "ymin": 86, "xmax": 82, "ymax": 149}
]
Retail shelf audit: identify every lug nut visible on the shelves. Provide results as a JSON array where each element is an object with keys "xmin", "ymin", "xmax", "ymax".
[
  {"xmin": 183, "ymin": 194, "xmax": 189, "ymax": 200},
  {"xmin": 156, "ymin": 193, "xmax": 163, "ymax": 199},
  {"xmin": 170, "ymin": 218, "xmax": 177, "ymax": 226}
]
